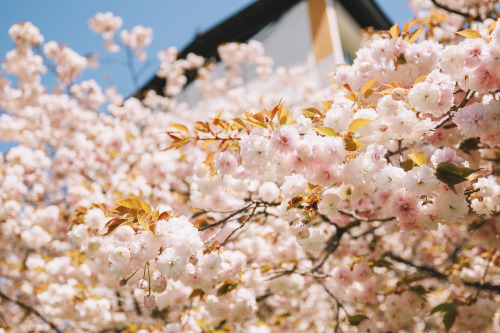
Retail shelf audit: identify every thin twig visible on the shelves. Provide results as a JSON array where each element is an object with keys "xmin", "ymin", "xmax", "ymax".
[
  {"xmin": 126, "ymin": 46, "xmax": 139, "ymax": 89},
  {"xmin": 398, "ymin": 139, "xmax": 403, "ymax": 167},
  {"xmin": 338, "ymin": 210, "xmax": 395, "ymax": 223},
  {"xmin": 221, "ymin": 203, "xmax": 259, "ymax": 245},
  {"xmin": 313, "ymin": 220, "xmax": 360, "ymax": 272},
  {"xmin": 384, "ymin": 252, "xmax": 500, "ymax": 293},
  {"xmin": 473, "ymin": 248, "xmax": 497, "ymax": 301},
  {"xmin": 434, "ymin": 90, "xmax": 473, "ymax": 130},
  {"xmin": 315, "ymin": 277, "xmax": 348, "ymax": 332},
  {"xmin": 0, "ymin": 290, "xmax": 62, "ymax": 333},
  {"xmin": 430, "ymin": 0, "xmax": 479, "ymax": 20},
  {"xmin": 198, "ymin": 202, "xmax": 255, "ymax": 231}
]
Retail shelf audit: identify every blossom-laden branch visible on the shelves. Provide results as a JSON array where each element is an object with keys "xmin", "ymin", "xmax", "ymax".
[{"xmin": 4, "ymin": 4, "xmax": 500, "ymax": 332}]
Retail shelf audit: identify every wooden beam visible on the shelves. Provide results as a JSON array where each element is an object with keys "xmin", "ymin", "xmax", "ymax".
[{"xmin": 307, "ymin": 0, "xmax": 334, "ymax": 64}]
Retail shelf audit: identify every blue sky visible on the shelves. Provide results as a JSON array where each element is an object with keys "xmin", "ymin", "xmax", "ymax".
[
  {"xmin": 0, "ymin": 0, "xmax": 412, "ymax": 94},
  {"xmin": 0, "ymin": 0, "xmax": 413, "ymax": 152}
]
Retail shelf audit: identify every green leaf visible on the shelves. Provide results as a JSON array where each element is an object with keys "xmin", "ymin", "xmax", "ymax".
[
  {"xmin": 217, "ymin": 280, "xmax": 238, "ymax": 296},
  {"xmin": 430, "ymin": 302, "xmax": 458, "ymax": 331},
  {"xmin": 467, "ymin": 219, "xmax": 486, "ymax": 232},
  {"xmin": 348, "ymin": 314, "xmax": 368, "ymax": 326},
  {"xmin": 443, "ymin": 308, "xmax": 457, "ymax": 332},
  {"xmin": 396, "ymin": 275, "xmax": 427, "ymax": 286},
  {"xmin": 430, "ymin": 302, "xmax": 456, "ymax": 315},
  {"xmin": 459, "ymin": 138, "xmax": 480, "ymax": 155},
  {"xmin": 189, "ymin": 288, "xmax": 205, "ymax": 300},
  {"xmin": 435, "ymin": 162, "xmax": 479, "ymax": 193},
  {"xmin": 409, "ymin": 285, "xmax": 428, "ymax": 301},
  {"xmin": 314, "ymin": 127, "xmax": 337, "ymax": 137},
  {"xmin": 369, "ymin": 259, "xmax": 392, "ymax": 268},
  {"xmin": 410, "ymin": 285, "xmax": 428, "ymax": 295}
]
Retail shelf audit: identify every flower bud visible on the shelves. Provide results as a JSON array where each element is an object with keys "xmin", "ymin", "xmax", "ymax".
[
  {"xmin": 137, "ymin": 278, "xmax": 148, "ymax": 290},
  {"xmin": 297, "ymin": 141, "xmax": 312, "ymax": 159},
  {"xmin": 119, "ymin": 279, "xmax": 127, "ymax": 286},
  {"xmin": 144, "ymin": 294, "xmax": 156, "ymax": 309},
  {"xmin": 391, "ymin": 87, "xmax": 405, "ymax": 101},
  {"xmin": 189, "ymin": 255, "xmax": 198, "ymax": 265},
  {"xmin": 152, "ymin": 276, "xmax": 167, "ymax": 293}
]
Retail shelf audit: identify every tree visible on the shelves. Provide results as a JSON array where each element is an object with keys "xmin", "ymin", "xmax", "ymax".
[{"xmin": 1, "ymin": 1, "xmax": 500, "ymax": 332}]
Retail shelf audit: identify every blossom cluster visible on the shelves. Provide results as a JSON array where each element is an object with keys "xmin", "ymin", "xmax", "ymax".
[{"xmin": 1, "ymin": 2, "xmax": 500, "ymax": 333}]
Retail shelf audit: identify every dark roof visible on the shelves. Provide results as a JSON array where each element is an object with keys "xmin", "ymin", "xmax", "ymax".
[{"xmin": 135, "ymin": 0, "xmax": 392, "ymax": 99}]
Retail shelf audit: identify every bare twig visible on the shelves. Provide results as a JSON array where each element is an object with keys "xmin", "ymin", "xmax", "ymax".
[
  {"xmin": 315, "ymin": 277, "xmax": 348, "ymax": 332},
  {"xmin": 338, "ymin": 210, "xmax": 395, "ymax": 223},
  {"xmin": 473, "ymin": 248, "xmax": 497, "ymax": 300},
  {"xmin": 397, "ymin": 139, "xmax": 404, "ymax": 167},
  {"xmin": 198, "ymin": 202, "xmax": 255, "ymax": 231},
  {"xmin": 383, "ymin": 252, "xmax": 500, "ymax": 293},
  {"xmin": 126, "ymin": 46, "xmax": 139, "ymax": 89},
  {"xmin": 430, "ymin": 0, "xmax": 480, "ymax": 20},
  {"xmin": 313, "ymin": 220, "xmax": 360, "ymax": 272},
  {"xmin": 221, "ymin": 203, "xmax": 260, "ymax": 245},
  {"xmin": 434, "ymin": 90, "xmax": 473, "ymax": 130},
  {"xmin": 0, "ymin": 290, "xmax": 62, "ymax": 333}
]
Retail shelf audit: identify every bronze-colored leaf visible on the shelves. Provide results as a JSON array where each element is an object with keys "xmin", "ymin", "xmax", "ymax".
[
  {"xmin": 456, "ymin": 29, "xmax": 482, "ymax": 39},
  {"xmin": 113, "ymin": 198, "xmax": 152, "ymax": 215},
  {"xmin": 137, "ymin": 209, "xmax": 147, "ymax": 224},
  {"xmin": 168, "ymin": 124, "xmax": 189, "ymax": 132},
  {"xmin": 102, "ymin": 217, "xmax": 128, "ymax": 236}
]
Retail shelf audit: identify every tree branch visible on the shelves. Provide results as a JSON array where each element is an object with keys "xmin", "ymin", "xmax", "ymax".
[
  {"xmin": 198, "ymin": 202, "xmax": 256, "ymax": 231},
  {"xmin": 430, "ymin": 0, "xmax": 479, "ymax": 20},
  {"xmin": 313, "ymin": 220, "xmax": 360, "ymax": 272},
  {"xmin": 384, "ymin": 252, "xmax": 500, "ymax": 293},
  {"xmin": 0, "ymin": 290, "xmax": 62, "ymax": 333},
  {"xmin": 314, "ymin": 277, "xmax": 347, "ymax": 333},
  {"xmin": 221, "ymin": 203, "xmax": 259, "ymax": 245}
]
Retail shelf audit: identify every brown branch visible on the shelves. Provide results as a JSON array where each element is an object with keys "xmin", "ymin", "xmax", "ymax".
[
  {"xmin": 313, "ymin": 220, "xmax": 361, "ymax": 272},
  {"xmin": 398, "ymin": 139, "xmax": 404, "ymax": 167},
  {"xmin": 430, "ymin": 0, "xmax": 480, "ymax": 20},
  {"xmin": 434, "ymin": 90, "xmax": 473, "ymax": 130},
  {"xmin": 338, "ymin": 210, "xmax": 395, "ymax": 223},
  {"xmin": 473, "ymin": 248, "xmax": 497, "ymax": 301},
  {"xmin": 0, "ymin": 290, "xmax": 62, "ymax": 333},
  {"xmin": 385, "ymin": 146, "xmax": 408, "ymax": 162},
  {"xmin": 313, "ymin": 211, "xmax": 395, "ymax": 272},
  {"xmin": 195, "ymin": 137, "xmax": 241, "ymax": 141},
  {"xmin": 314, "ymin": 277, "xmax": 348, "ymax": 333},
  {"xmin": 198, "ymin": 202, "xmax": 255, "ymax": 231},
  {"xmin": 384, "ymin": 252, "xmax": 500, "ymax": 293},
  {"xmin": 221, "ymin": 203, "xmax": 259, "ymax": 245}
]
